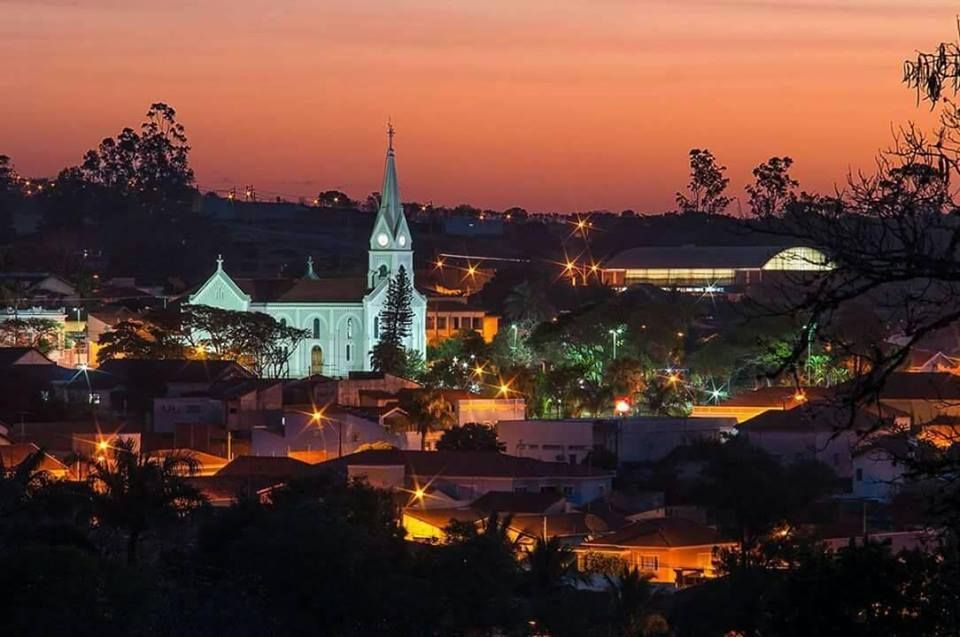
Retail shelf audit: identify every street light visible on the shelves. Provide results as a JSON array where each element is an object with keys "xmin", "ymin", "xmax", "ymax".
[
  {"xmin": 608, "ymin": 327, "xmax": 623, "ymax": 359},
  {"xmin": 312, "ymin": 409, "xmax": 343, "ymax": 458}
]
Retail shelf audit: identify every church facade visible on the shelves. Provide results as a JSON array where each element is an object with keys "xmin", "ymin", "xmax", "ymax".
[{"xmin": 187, "ymin": 129, "xmax": 427, "ymax": 378}]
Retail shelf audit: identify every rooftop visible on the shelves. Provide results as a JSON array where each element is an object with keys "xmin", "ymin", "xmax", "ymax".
[
  {"xmin": 234, "ymin": 276, "xmax": 368, "ymax": 303},
  {"xmin": 604, "ymin": 245, "xmax": 797, "ymax": 270},
  {"xmin": 580, "ymin": 517, "xmax": 724, "ymax": 549},
  {"xmin": 321, "ymin": 449, "xmax": 615, "ymax": 479},
  {"xmin": 216, "ymin": 455, "xmax": 314, "ymax": 479}
]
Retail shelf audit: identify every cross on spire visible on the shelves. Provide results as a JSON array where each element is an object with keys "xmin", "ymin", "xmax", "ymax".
[
  {"xmin": 216, "ymin": 254, "xmax": 223, "ymax": 271},
  {"xmin": 387, "ymin": 120, "xmax": 395, "ymax": 151}
]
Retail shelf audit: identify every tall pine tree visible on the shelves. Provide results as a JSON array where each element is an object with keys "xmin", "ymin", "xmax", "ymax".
[{"xmin": 371, "ymin": 265, "xmax": 414, "ymax": 374}]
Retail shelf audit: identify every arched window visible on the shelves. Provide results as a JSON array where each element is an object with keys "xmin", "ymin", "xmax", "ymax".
[
  {"xmin": 312, "ymin": 318, "xmax": 320, "ymax": 339},
  {"xmin": 279, "ymin": 318, "xmax": 287, "ymax": 328},
  {"xmin": 346, "ymin": 343, "xmax": 352, "ymax": 362},
  {"xmin": 374, "ymin": 316, "xmax": 379, "ymax": 339},
  {"xmin": 346, "ymin": 318, "xmax": 354, "ymax": 340},
  {"xmin": 310, "ymin": 345, "xmax": 323, "ymax": 375},
  {"xmin": 378, "ymin": 265, "xmax": 388, "ymax": 280}
]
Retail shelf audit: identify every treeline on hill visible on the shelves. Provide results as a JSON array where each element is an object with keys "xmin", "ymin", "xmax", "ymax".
[
  {"xmin": 0, "ymin": 100, "xmax": 805, "ymax": 291},
  {"xmin": 3, "ymin": 438, "xmax": 959, "ymax": 636}
]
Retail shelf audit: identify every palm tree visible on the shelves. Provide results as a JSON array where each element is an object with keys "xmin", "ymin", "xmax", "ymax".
[
  {"xmin": 401, "ymin": 389, "xmax": 455, "ymax": 450},
  {"xmin": 88, "ymin": 438, "xmax": 204, "ymax": 564},
  {"xmin": 0, "ymin": 447, "xmax": 49, "ymax": 517},
  {"xmin": 504, "ymin": 280, "xmax": 554, "ymax": 325},
  {"xmin": 606, "ymin": 566, "xmax": 669, "ymax": 636},
  {"xmin": 524, "ymin": 535, "xmax": 582, "ymax": 594}
]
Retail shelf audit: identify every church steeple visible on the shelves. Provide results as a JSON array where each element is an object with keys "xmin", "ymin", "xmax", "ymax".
[
  {"xmin": 368, "ymin": 123, "xmax": 414, "ymax": 288},
  {"xmin": 369, "ymin": 122, "xmax": 412, "ymax": 251}
]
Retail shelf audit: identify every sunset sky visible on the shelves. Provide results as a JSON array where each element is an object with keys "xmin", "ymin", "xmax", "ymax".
[{"xmin": 2, "ymin": 0, "xmax": 956, "ymax": 212}]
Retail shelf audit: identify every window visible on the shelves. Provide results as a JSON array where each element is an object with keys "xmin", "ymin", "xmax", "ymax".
[
  {"xmin": 437, "ymin": 316, "xmax": 447, "ymax": 330},
  {"xmin": 452, "ymin": 317, "xmax": 460, "ymax": 330},
  {"xmin": 89, "ymin": 393, "xmax": 101, "ymax": 405},
  {"xmin": 346, "ymin": 318, "xmax": 354, "ymax": 339},
  {"xmin": 312, "ymin": 318, "xmax": 320, "ymax": 339},
  {"xmin": 374, "ymin": 316, "xmax": 380, "ymax": 339},
  {"xmin": 856, "ymin": 468, "xmax": 863, "ymax": 482},
  {"xmin": 473, "ymin": 317, "xmax": 483, "ymax": 330},
  {"xmin": 346, "ymin": 343, "xmax": 352, "ymax": 362},
  {"xmin": 426, "ymin": 316, "xmax": 435, "ymax": 330},
  {"xmin": 513, "ymin": 486, "xmax": 528, "ymax": 494},
  {"xmin": 562, "ymin": 485, "xmax": 574, "ymax": 496},
  {"xmin": 638, "ymin": 555, "xmax": 659, "ymax": 572}
]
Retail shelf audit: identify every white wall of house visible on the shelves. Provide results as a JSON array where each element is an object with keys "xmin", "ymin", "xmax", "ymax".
[
  {"xmin": 496, "ymin": 419, "xmax": 594, "ymax": 464},
  {"xmin": 153, "ymin": 397, "xmax": 224, "ymax": 433},
  {"xmin": 852, "ymin": 450, "xmax": 906, "ymax": 500},
  {"xmin": 251, "ymin": 409, "xmax": 404, "ymax": 458}
]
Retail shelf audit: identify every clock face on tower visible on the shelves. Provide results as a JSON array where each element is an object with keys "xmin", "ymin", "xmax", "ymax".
[
  {"xmin": 397, "ymin": 235, "xmax": 407, "ymax": 247},
  {"xmin": 376, "ymin": 232, "xmax": 389, "ymax": 247}
]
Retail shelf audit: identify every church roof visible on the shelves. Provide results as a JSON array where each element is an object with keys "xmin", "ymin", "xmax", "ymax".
[{"xmin": 233, "ymin": 276, "xmax": 368, "ymax": 303}]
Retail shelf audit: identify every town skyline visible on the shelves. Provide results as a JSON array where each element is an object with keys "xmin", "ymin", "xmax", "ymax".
[{"xmin": 2, "ymin": 0, "xmax": 952, "ymax": 211}]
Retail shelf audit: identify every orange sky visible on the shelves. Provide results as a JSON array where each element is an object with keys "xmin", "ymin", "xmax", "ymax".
[{"xmin": 1, "ymin": 0, "xmax": 955, "ymax": 212}]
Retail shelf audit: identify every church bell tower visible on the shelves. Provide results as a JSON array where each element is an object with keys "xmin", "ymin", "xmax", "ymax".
[{"xmin": 368, "ymin": 123, "xmax": 414, "ymax": 289}]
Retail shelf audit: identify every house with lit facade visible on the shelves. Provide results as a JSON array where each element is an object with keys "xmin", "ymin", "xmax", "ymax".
[{"xmin": 187, "ymin": 128, "xmax": 427, "ymax": 378}]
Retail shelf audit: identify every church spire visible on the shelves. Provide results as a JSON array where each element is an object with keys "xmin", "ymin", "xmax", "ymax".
[
  {"xmin": 369, "ymin": 121, "xmax": 412, "ymax": 251},
  {"xmin": 304, "ymin": 255, "xmax": 318, "ymax": 280}
]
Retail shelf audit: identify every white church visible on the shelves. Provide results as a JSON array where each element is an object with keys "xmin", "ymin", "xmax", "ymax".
[{"xmin": 188, "ymin": 128, "xmax": 427, "ymax": 378}]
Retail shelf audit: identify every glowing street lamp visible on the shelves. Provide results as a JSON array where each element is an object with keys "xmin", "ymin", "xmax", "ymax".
[{"xmin": 614, "ymin": 399, "xmax": 631, "ymax": 415}]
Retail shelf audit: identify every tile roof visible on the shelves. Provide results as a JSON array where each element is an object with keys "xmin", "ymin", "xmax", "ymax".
[
  {"xmin": 873, "ymin": 372, "xmax": 960, "ymax": 400},
  {"xmin": 737, "ymin": 401, "xmax": 886, "ymax": 434},
  {"xmin": 470, "ymin": 491, "xmax": 566, "ymax": 515},
  {"xmin": 0, "ymin": 443, "xmax": 70, "ymax": 477},
  {"xmin": 321, "ymin": 449, "xmax": 615, "ymax": 479},
  {"xmin": 234, "ymin": 276, "xmax": 368, "ymax": 303},
  {"xmin": 216, "ymin": 455, "xmax": 314, "ymax": 479},
  {"xmin": 581, "ymin": 517, "xmax": 724, "ymax": 549},
  {"xmin": 718, "ymin": 386, "xmax": 832, "ymax": 408},
  {"xmin": 0, "ymin": 347, "xmax": 53, "ymax": 367},
  {"xmin": 90, "ymin": 359, "xmax": 252, "ymax": 386},
  {"xmin": 185, "ymin": 475, "xmax": 282, "ymax": 505}
]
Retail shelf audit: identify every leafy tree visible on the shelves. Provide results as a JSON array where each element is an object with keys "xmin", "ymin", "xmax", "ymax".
[
  {"xmin": 746, "ymin": 156, "xmax": 798, "ymax": 217},
  {"xmin": 79, "ymin": 102, "xmax": 194, "ymax": 216},
  {"xmin": 98, "ymin": 305, "xmax": 307, "ymax": 378},
  {"xmin": 685, "ymin": 438, "xmax": 835, "ymax": 566},
  {"xmin": 88, "ymin": 439, "xmax": 204, "ymax": 564},
  {"xmin": 676, "ymin": 149, "xmax": 731, "ymax": 215},
  {"xmin": 436, "ymin": 423, "xmax": 505, "ymax": 452},
  {"xmin": 371, "ymin": 265, "xmax": 415, "ymax": 375},
  {"xmin": 315, "ymin": 190, "xmax": 354, "ymax": 208},
  {"xmin": 0, "ymin": 318, "xmax": 61, "ymax": 353}
]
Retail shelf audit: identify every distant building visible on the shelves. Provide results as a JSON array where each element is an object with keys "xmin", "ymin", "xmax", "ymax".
[
  {"xmin": 426, "ymin": 296, "xmax": 499, "ymax": 344},
  {"xmin": 497, "ymin": 416, "xmax": 735, "ymax": 465},
  {"xmin": 692, "ymin": 386, "xmax": 833, "ymax": 423},
  {"xmin": 600, "ymin": 245, "xmax": 832, "ymax": 295},
  {"xmin": 187, "ymin": 129, "xmax": 426, "ymax": 378}
]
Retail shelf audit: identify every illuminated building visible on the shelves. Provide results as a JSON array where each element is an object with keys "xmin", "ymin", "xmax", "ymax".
[
  {"xmin": 187, "ymin": 127, "xmax": 427, "ymax": 377},
  {"xmin": 600, "ymin": 245, "xmax": 832, "ymax": 294}
]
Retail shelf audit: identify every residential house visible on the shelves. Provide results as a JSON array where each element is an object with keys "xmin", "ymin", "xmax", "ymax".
[
  {"xmin": 737, "ymin": 401, "xmax": 892, "ymax": 479},
  {"xmin": 320, "ymin": 449, "xmax": 614, "ymax": 505},
  {"xmin": 252, "ymin": 404, "xmax": 409, "ymax": 462},
  {"xmin": 576, "ymin": 517, "xmax": 736, "ymax": 587},
  {"xmin": 0, "ymin": 443, "xmax": 72, "ymax": 479}
]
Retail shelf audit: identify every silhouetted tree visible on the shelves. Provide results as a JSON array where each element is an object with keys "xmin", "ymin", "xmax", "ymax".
[
  {"xmin": 436, "ymin": 423, "xmax": 504, "ymax": 452},
  {"xmin": 746, "ymin": 156, "xmax": 798, "ymax": 217},
  {"xmin": 676, "ymin": 149, "xmax": 731, "ymax": 215}
]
